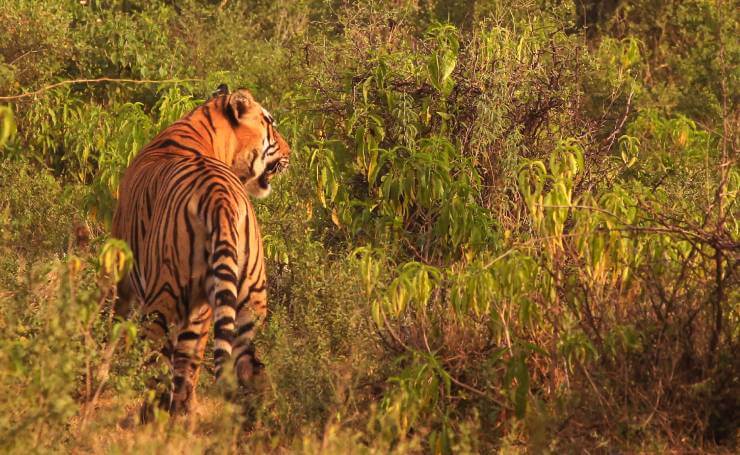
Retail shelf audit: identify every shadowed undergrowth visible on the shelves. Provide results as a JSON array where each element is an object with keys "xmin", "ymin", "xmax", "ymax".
[{"xmin": 0, "ymin": 0, "xmax": 737, "ymax": 453}]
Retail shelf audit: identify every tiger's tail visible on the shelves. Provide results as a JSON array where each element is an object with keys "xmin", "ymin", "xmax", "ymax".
[{"xmin": 206, "ymin": 203, "xmax": 241, "ymax": 379}]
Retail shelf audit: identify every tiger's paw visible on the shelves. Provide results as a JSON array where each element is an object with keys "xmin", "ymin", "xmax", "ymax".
[
  {"xmin": 139, "ymin": 390, "xmax": 171, "ymax": 424},
  {"xmin": 236, "ymin": 356, "xmax": 265, "ymax": 388},
  {"xmin": 170, "ymin": 376, "xmax": 195, "ymax": 415}
]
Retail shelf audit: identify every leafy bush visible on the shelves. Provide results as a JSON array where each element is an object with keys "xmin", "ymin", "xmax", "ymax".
[
  {"xmin": 0, "ymin": 0, "xmax": 737, "ymax": 452},
  {"xmin": 0, "ymin": 160, "xmax": 83, "ymax": 262},
  {"xmin": 0, "ymin": 240, "xmax": 142, "ymax": 453}
]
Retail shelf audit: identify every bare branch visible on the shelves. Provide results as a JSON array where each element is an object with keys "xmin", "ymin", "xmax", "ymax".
[{"xmin": 0, "ymin": 77, "xmax": 203, "ymax": 102}]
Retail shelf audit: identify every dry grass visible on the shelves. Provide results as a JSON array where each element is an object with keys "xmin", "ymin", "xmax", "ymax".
[{"xmin": 67, "ymin": 392, "xmax": 244, "ymax": 454}]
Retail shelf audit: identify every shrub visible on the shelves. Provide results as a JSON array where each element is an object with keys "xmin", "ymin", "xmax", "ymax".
[{"xmin": 0, "ymin": 0, "xmax": 736, "ymax": 452}]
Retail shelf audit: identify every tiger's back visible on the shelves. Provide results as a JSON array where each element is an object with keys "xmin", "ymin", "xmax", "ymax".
[
  {"xmin": 112, "ymin": 87, "xmax": 289, "ymax": 417},
  {"xmin": 114, "ymin": 151, "xmax": 256, "ymax": 307}
]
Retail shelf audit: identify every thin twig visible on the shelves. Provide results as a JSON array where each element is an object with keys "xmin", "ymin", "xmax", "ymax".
[
  {"xmin": 0, "ymin": 77, "xmax": 203, "ymax": 101},
  {"xmin": 602, "ymin": 89, "xmax": 635, "ymax": 153},
  {"xmin": 537, "ymin": 203, "xmax": 621, "ymax": 219},
  {"xmin": 381, "ymin": 312, "xmax": 411, "ymax": 352},
  {"xmin": 8, "ymin": 49, "xmax": 42, "ymax": 66},
  {"xmin": 447, "ymin": 373, "xmax": 507, "ymax": 408}
]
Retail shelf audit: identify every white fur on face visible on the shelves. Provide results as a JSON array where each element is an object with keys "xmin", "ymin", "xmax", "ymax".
[
  {"xmin": 261, "ymin": 108, "xmax": 274, "ymax": 124},
  {"xmin": 233, "ymin": 148, "xmax": 264, "ymax": 183},
  {"xmin": 240, "ymin": 108, "xmax": 280, "ymax": 198},
  {"xmin": 246, "ymin": 182, "xmax": 272, "ymax": 198}
]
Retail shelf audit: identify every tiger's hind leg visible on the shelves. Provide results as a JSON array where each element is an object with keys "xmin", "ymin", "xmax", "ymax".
[
  {"xmin": 138, "ymin": 303, "xmax": 177, "ymax": 423},
  {"xmin": 170, "ymin": 303, "xmax": 212, "ymax": 415},
  {"xmin": 232, "ymin": 280, "xmax": 268, "ymax": 386},
  {"xmin": 114, "ymin": 274, "xmax": 140, "ymax": 320}
]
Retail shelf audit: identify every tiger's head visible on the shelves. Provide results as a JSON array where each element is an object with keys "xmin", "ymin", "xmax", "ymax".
[{"xmin": 215, "ymin": 87, "xmax": 290, "ymax": 198}]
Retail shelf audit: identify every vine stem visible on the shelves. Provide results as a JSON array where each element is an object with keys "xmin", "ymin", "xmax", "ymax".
[{"xmin": 0, "ymin": 77, "xmax": 203, "ymax": 102}]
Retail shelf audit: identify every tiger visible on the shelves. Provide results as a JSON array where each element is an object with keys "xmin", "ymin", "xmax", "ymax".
[{"xmin": 112, "ymin": 85, "xmax": 290, "ymax": 419}]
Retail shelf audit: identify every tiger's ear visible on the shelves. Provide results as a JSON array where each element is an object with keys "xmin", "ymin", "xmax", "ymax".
[
  {"xmin": 227, "ymin": 90, "xmax": 254, "ymax": 124},
  {"xmin": 212, "ymin": 83, "xmax": 229, "ymax": 98}
]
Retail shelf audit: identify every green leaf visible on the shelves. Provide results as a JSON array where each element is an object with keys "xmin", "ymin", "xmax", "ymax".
[{"xmin": 514, "ymin": 356, "xmax": 529, "ymax": 419}]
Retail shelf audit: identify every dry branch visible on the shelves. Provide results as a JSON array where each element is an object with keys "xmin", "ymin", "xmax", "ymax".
[{"xmin": 0, "ymin": 77, "xmax": 203, "ymax": 102}]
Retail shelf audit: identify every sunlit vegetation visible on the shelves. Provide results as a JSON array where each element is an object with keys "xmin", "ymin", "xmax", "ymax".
[{"xmin": 0, "ymin": 0, "xmax": 737, "ymax": 452}]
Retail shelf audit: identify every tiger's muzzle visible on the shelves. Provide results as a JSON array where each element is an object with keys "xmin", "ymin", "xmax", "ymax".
[{"xmin": 265, "ymin": 157, "xmax": 289, "ymax": 180}]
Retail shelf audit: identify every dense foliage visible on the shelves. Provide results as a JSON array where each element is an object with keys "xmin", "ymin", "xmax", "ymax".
[{"xmin": 0, "ymin": 0, "xmax": 737, "ymax": 452}]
